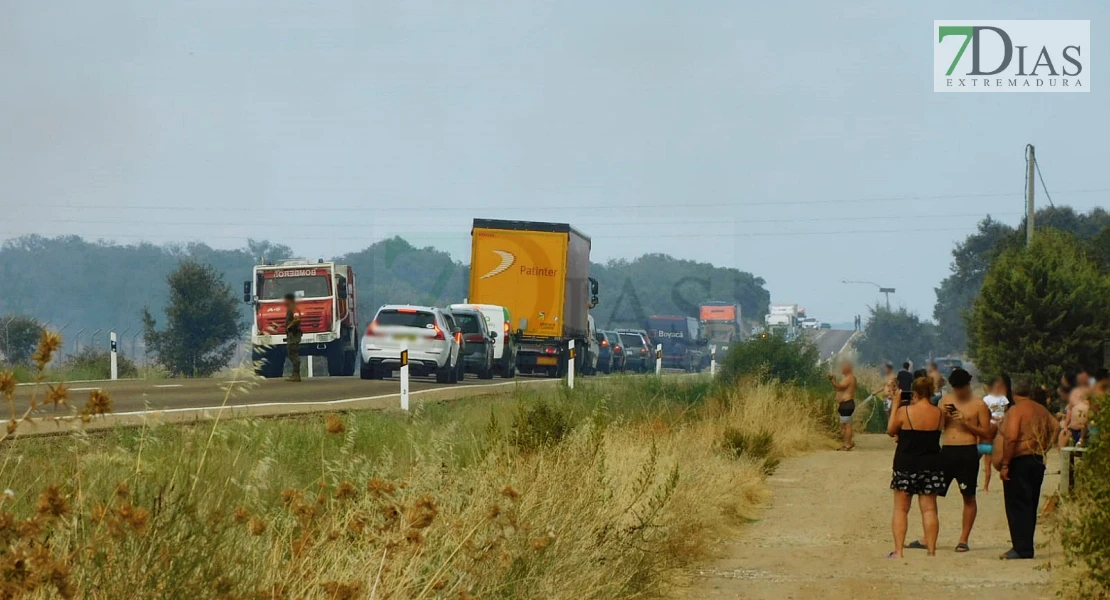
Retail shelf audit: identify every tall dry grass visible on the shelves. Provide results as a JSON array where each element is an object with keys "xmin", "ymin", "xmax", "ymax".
[{"xmin": 0, "ymin": 331, "xmax": 833, "ymax": 599}]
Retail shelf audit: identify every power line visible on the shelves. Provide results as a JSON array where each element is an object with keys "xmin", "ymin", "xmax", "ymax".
[
  {"xmin": 1033, "ymin": 157, "xmax": 1056, "ymax": 207},
  {"xmin": 26, "ymin": 187, "xmax": 1110, "ymax": 214},
  {"xmin": 23, "ymin": 211, "xmax": 1024, "ymax": 230}
]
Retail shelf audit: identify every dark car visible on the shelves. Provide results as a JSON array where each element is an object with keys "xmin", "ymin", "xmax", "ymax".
[
  {"xmin": 448, "ymin": 308, "xmax": 496, "ymax": 379},
  {"xmin": 595, "ymin": 330, "xmax": 618, "ymax": 374},
  {"xmin": 616, "ymin": 330, "xmax": 652, "ymax": 373},
  {"xmin": 646, "ymin": 315, "xmax": 708, "ymax": 372}
]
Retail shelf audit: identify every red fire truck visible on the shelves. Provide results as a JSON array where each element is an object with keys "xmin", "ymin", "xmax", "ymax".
[{"xmin": 243, "ymin": 259, "xmax": 359, "ymax": 377}]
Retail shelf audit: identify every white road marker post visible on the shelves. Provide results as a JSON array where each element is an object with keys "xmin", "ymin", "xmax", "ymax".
[
  {"xmin": 400, "ymin": 342, "xmax": 410, "ymax": 411},
  {"xmin": 655, "ymin": 344, "xmax": 662, "ymax": 375},
  {"xmin": 109, "ymin": 331, "xmax": 118, "ymax": 381},
  {"xmin": 307, "ymin": 356, "xmax": 314, "ymax": 378},
  {"xmin": 710, "ymin": 347, "xmax": 717, "ymax": 376},
  {"xmin": 567, "ymin": 339, "xmax": 575, "ymax": 389}
]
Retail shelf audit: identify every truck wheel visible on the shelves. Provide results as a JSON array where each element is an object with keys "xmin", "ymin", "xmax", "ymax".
[
  {"xmin": 326, "ymin": 340, "xmax": 345, "ymax": 376},
  {"xmin": 343, "ymin": 349, "xmax": 357, "ymax": 376},
  {"xmin": 499, "ymin": 356, "xmax": 514, "ymax": 378},
  {"xmin": 254, "ymin": 347, "xmax": 284, "ymax": 378}
]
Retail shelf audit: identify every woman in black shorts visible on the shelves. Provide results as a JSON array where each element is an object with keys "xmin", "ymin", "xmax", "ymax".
[{"xmin": 886, "ymin": 376, "xmax": 945, "ymax": 557}]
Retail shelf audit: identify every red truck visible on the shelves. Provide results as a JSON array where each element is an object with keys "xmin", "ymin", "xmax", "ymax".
[{"xmin": 243, "ymin": 259, "xmax": 359, "ymax": 377}]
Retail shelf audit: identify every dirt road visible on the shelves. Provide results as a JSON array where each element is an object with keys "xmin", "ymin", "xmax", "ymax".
[{"xmin": 682, "ymin": 434, "xmax": 1057, "ymax": 600}]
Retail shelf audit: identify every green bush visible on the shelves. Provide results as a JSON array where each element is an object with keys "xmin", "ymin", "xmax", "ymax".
[
  {"xmin": 717, "ymin": 334, "xmax": 828, "ymax": 390},
  {"xmin": 63, "ymin": 347, "xmax": 138, "ymax": 379},
  {"xmin": 509, "ymin": 399, "xmax": 573, "ymax": 453},
  {"xmin": 1060, "ymin": 392, "xmax": 1110, "ymax": 597}
]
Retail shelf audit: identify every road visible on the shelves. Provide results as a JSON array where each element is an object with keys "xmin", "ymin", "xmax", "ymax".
[
  {"xmin": 804, "ymin": 329, "xmax": 857, "ymax": 361},
  {"xmin": 6, "ymin": 373, "xmax": 566, "ymax": 435},
  {"xmin": 680, "ymin": 434, "xmax": 1055, "ymax": 600}
]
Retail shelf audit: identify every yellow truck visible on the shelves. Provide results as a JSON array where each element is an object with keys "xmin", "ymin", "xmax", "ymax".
[{"xmin": 469, "ymin": 219, "xmax": 598, "ymax": 377}]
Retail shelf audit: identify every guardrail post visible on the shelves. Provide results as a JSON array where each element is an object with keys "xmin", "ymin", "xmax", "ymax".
[
  {"xmin": 710, "ymin": 347, "xmax": 717, "ymax": 376},
  {"xmin": 110, "ymin": 331, "xmax": 118, "ymax": 380},
  {"xmin": 307, "ymin": 356, "xmax": 314, "ymax": 378},
  {"xmin": 655, "ymin": 344, "xmax": 662, "ymax": 375},
  {"xmin": 567, "ymin": 340, "xmax": 575, "ymax": 389},
  {"xmin": 400, "ymin": 342, "xmax": 410, "ymax": 411}
]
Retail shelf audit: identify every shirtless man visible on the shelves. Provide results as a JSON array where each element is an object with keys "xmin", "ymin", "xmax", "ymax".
[
  {"xmin": 993, "ymin": 377, "xmax": 1059, "ymax": 560},
  {"xmin": 829, "ymin": 362, "xmax": 858, "ymax": 451},
  {"xmin": 910, "ymin": 368, "xmax": 991, "ymax": 553},
  {"xmin": 1060, "ymin": 372, "xmax": 1091, "ymax": 449},
  {"xmin": 928, "ymin": 362, "xmax": 946, "ymax": 405}
]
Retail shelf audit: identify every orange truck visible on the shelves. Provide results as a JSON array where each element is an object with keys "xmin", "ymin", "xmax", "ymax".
[
  {"xmin": 699, "ymin": 301, "xmax": 743, "ymax": 357},
  {"xmin": 468, "ymin": 219, "xmax": 598, "ymax": 377},
  {"xmin": 243, "ymin": 259, "xmax": 359, "ymax": 378}
]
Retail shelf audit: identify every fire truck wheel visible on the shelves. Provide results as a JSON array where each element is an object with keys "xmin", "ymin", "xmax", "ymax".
[{"xmin": 254, "ymin": 348, "xmax": 284, "ymax": 378}]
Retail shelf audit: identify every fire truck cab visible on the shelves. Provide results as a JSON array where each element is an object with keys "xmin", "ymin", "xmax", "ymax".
[{"xmin": 244, "ymin": 259, "xmax": 359, "ymax": 378}]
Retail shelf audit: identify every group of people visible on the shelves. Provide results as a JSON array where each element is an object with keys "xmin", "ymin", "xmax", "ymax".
[{"xmin": 828, "ymin": 361, "xmax": 1107, "ymax": 561}]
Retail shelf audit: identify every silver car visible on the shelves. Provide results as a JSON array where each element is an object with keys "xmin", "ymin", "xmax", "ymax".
[{"xmin": 360, "ymin": 305, "xmax": 463, "ymax": 383}]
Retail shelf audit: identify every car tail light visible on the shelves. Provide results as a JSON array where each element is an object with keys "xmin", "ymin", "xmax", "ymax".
[
  {"xmin": 365, "ymin": 321, "xmax": 379, "ymax": 336},
  {"xmin": 464, "ymin": 333, "xmax": 486, "ymax": 343},
  {"xmin": 503, "ymin": 321, "xmax": 509, "ymax": 335},
  {"xmin": 433, "ymin": 324, "xmax": 446, "ymax": 341},
  {"xmin": 641, "ymin": 347, "xmax": 647, "ymax": 354},
  {"xmin": 601, "ymin": 339, "xmax": 608, "ymax": 347},
  {"xmin": 397, "ymin": 308, "xmax": 417, "ymax": 313},
  {"xmin": 614, "ymin": 345, "xmax": 621, "ymax": 352},
  {"xmin": 544, "ymin": 347, "xmax": 557, "ymax": 355},
  {"xmin": 455, "ymin": 331, "xmax": 462, "ymax": 343}
]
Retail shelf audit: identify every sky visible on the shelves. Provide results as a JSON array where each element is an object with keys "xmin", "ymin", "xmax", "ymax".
[{"xmin": 2, "ymin": 0, "xmax": 1107, "ymax": 323}]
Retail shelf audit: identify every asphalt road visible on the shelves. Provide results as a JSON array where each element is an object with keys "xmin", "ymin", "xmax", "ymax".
[{"xmin": 804, "ymin": 329, "xmax": 857, "ymax": 361}]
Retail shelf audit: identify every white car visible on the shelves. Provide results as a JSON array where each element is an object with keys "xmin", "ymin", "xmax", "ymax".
[
  {"xmin": 360, "ymin": 305, "xmax": 462, "ymax": 383},
  {"xmin": 801, "ymin": 318, "xmax": 820, "ymax": 330},
  {"xmin": 585, "ymin": 314, "xmax": 600, "ymax": 375}
]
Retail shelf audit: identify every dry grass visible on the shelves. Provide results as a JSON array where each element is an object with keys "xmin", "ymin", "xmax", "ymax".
[{"xmin": 0, "ymin": 331, "xmax": 833, "ymax": 599}]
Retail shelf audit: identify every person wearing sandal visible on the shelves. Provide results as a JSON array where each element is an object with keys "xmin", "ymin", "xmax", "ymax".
[{"xmin": 887, "ymin": 376, "xmax": 945, "ymax": 558}]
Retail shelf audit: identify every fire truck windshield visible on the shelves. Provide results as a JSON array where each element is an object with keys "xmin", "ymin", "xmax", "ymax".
[{"xmin": 259, "ymin": 276, "xmax": 330, "ymax": 300}]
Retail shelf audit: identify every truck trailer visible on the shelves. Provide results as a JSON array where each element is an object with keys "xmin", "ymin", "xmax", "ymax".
[{"xmin": 468, "ymin": 219, "xmax": 598, "ymax": 377}]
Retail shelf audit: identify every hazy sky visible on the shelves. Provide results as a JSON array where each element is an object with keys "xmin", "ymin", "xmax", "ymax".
[{"xmin": 3, "ymin": 1, "xmax": 1107, "ymax": 322}]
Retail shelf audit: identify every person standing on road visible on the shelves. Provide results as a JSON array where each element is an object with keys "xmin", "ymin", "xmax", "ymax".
[
  {"xmin": 995, "ymin": 377, "xmax": 1059, "ymax": 560},
  {"xmin": 981, "ymin": 375, "xmax": 1012, "ymax": 492},
  {"xmin": 906, "ymin": 368, "xmax": 991, "ymax": 553},
  {"xmin": 928, "ymin": 362, "xmax": 946, "ymax": 405},
  {"xmin": 887, "ymin": 376, "xmax": 945, "ymax": 558},
  {"xmin": 283, "ymin": 293, "xmax": 303, "ymax": 382},
  {"xmin": 830, "ymin": 362, "xmax": 858, "ymax": 451},
  {"xmin": 896, "ymin": 362, "xmax": 914, "ymax": 407}
]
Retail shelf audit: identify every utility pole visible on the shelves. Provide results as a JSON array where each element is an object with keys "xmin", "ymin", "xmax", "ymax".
[{"xmin": 1026, "ymin": 144, "xmax": 1036, "ymax": 247}]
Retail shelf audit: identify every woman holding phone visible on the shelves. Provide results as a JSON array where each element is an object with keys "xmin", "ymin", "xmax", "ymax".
[{"xmin": 887, "ymin": 376, "xmax": 946, "ymax": 557}]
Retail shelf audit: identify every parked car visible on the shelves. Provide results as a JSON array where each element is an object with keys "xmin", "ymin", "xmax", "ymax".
[
  {"xmin": 616, "ymin": 330, "xmax": 652, "ymax": 373},
  {"xmin": 360, "ymin": 305, "xmax": 463, "ymax": 383},
  {"xmin": 447, "ymin": 307, "xmax": 496, "ymax": 379},
  {"xmin": 449, "ymin": 303, "xmax": 516, "ymax": 378}
]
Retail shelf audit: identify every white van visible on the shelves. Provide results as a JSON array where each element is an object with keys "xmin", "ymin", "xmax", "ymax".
[{"xmin": 448, "ymin": 303, "xmax": 517, "ymax": 377}]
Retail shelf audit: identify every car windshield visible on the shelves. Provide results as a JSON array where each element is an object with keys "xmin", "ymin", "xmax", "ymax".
[
  {"xmin": 376, "ymin": 310, "xmax": 436, "ymax": 329},
  {"xmin": 453, "ymin": 312, "xmax": 484, "ymax": 334},
  {"xmin": 260, "ymin": 276, "xmax": 330, "ymax": 300}
]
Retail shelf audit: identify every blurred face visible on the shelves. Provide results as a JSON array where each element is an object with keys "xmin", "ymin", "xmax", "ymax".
[
  {"xmin": 990, "ymin": 380, "xmax": 1007, "ymax": 397},
  {"xmin": 952, "ymin": 384, "xmax": 972, "ymax": 402},
  {"xmin": 1078, "ymin": 372, "xmax": 1091, "ymax": 387},
  {"xmin": 841, "ymin": 363, "xmax": 852, "ymax": 375}
]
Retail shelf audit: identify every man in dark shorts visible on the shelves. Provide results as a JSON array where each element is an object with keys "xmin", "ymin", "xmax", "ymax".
[
  {"xmin": 830, "ymin": 362, "xmax": 858, "ymax": 451},
  {"xmin": 283, "ymin": 293, "xmax": 303, "ymax": 382},
  {"xmin": 908, "ymin": 368, "xmax": 991, "ymax": 553}
]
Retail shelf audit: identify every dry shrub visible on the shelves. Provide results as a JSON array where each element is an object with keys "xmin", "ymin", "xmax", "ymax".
[{"xmin": 0, "ymin": 334, "xmax": 831, "ymax": 599}]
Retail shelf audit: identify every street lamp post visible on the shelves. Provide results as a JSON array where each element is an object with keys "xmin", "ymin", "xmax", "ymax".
[{"xmin": 842, "ymin": 280, "xmax": 896, "ymax": 310}]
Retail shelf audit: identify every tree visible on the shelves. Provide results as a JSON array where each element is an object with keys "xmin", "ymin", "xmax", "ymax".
[
  {"xmin": 932, "ymin": 207, "xmax": 1110, "ymax": 354},
  {"xmin": 0, "ymin": 316, "xmax": 46, "ymax": 366},
  {"xmin": 855, "ymin": 306, "xmax": 938, "ymax": 367},
  {"xmin": 969, "ymin": 230, "xmax": 1110, "ymax": 384},
  {"xmin": 142, "ymin": 260, "xmax": 244, "ymax": 377}
]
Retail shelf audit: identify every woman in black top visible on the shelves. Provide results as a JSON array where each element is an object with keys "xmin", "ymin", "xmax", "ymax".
[{"xmin": 886, "ymin": 376, "xmax": 945, "ymax": 557}]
